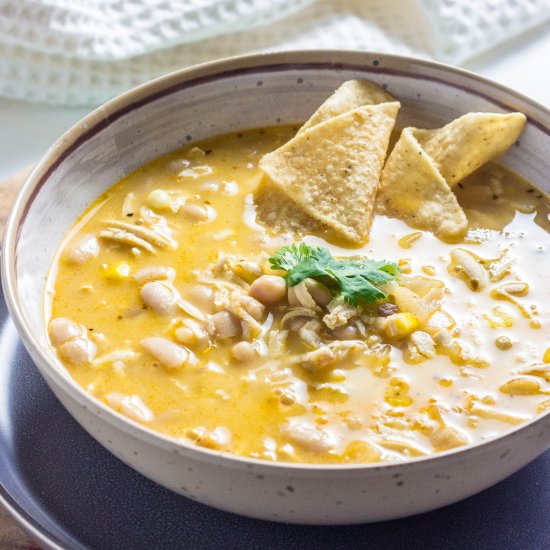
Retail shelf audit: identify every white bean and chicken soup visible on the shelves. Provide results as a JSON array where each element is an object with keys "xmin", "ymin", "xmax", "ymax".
[{"xmin": 47, "ymin": 81, "xmax": 550, "ymax": 464}]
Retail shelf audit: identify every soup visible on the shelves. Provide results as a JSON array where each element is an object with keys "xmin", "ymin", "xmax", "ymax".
[{"xmin": 46, "ymin": 86, "xmax": 550, "ymax": 465}]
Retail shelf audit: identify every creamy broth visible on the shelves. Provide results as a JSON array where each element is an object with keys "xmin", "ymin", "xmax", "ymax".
[{"xmin": 47, "ymin": 127, "xmax": 550, "ymax": 464}]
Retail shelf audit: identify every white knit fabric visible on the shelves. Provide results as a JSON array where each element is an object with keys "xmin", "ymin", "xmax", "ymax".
[{"xmin": 0, "ymin": 0, "xmax": 549, "ymax": 106}]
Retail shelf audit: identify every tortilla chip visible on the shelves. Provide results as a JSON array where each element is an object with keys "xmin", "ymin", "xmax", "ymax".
[
  {"xmin": 377, "ymin": 128, "xmax": 468, "ymax": 240},
  {"xmin": 255, "ymin": 182, "xmax": 325, "ymax": 236},
  {"xmin": 259, "ymin": 101, "xmax": 400, "ymax": 243},
  {"xmin": 298, "ymin": 80, "xmax": 396, "ymax": 134},
  {"xmin": 415, "ymin": 112, "xmax": 526, "ymax": 187},
  {"xmin": 256, "ymin": 79, "xmax": 398, "ymax": 242}
]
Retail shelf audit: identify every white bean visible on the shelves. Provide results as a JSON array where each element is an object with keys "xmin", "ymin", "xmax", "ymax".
[
  {"xmin": 186, "ymin": 285, "xmax": 215, "ymax": 314},
  {"xmin": 65, "ymin": 234, "xmax": 100, "ymax": 264},
  {"xmin": 238, "ymin": 295, "xmax": 266, "ymax": 322},
  {"xmin": 281, "ymin": 423, "xmax": 332, "ymax": 453},
  {"xmin": 146, "ymin": 189, "xmax": 171, "ymax": 211},
  {"xmin": 141, "ymin": 337, "xmax": 189, "ymax": 369},
  {"xmin": 58, "ymin": 338, "xmax": 97, "ymax": 365},
  {"xmin": 175, "ymin": 319, "xmax": 210, "ymax": 350},
  {"xmin": 292, "ymin": 281, "xmax": 319, "ymax": 310},
  {"xmin": 180, "ymin": 203, "xmax": 216, "ymax": 222},
  {"xmin": 140, "ymin": 281, "xmax": 177, "ymax": 315},
  {"xmin": 231, "ymin": 341, "xmax": 258, "ymax": 362},
  {"xmin": 105, "ymin": 393, "xmax": 154, "ymax": 423},
  {"xmin": 305, "ymin": 279, "xmax": 332, "ymax": 307},
  {"xmin": 49, "ymin": 317, "xmax": 85, "ymax": 346},
  {"xmin": 210, "ymin": 311, "xmax": 241, "ymax": 340},
  {"xmin": 249, "ymin": 275, "xmax": 287, "ymax": 305},
  {"xmin": 332, "ymin": 325, "xmax": 358, "ymax": 340}
]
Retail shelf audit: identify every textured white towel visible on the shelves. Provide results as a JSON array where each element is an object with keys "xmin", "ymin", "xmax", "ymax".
[{"xmin": 0, "ymin": 0, "xmax": 549, "ymax": 106}]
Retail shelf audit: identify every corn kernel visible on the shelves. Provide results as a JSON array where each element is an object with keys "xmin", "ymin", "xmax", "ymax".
[
  {"xmin": 385, "ymin": 377, "xmax": 413, "ymax": 407},
  {"xmin": 438, "ymin": 377, "xmax": 454, "ymax": 387},
  {"xmin": 544, "ymin": 347, "xmax": 550, "ymax": 363},
  {"xmin": 103, "ymin": 263, "xmax": 130, "ymax": 280},
  {"xmin": 146, "ymin": 189, "xmax": 171, "ymax": 210},
  {"xmin": 397, "ymin": 258, "xmax": 412, "ymax": 274},
  {"xmin": 384, "ymin": 312, "xmax": 418, "ymax": 340}
]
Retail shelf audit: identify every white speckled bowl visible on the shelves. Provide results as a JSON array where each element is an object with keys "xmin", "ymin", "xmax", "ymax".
[{"xmin": 2, "ymin": 51, "xmax": 550, "ymax": 525}]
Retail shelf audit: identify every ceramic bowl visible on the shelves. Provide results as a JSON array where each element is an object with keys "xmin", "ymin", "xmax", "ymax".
[{"xmin": 2, "ymin": 51, "xmax": 550, "ymax": 525}]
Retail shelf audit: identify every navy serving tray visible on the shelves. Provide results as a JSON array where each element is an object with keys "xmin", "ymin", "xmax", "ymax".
[{"xmin": 0, "ymin": 283, "xmax": 548, "ymax": 550}]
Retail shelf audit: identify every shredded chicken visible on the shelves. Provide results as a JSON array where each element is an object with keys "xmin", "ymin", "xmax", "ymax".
[
  {"xmin": 299, "ymin": 319, "xmax": 323, "ymax": 348},
  {"xmin": 323, "ymin": 299, "xmax": 360, "ymax": 329},
  {"xmin": 99, "ymin": 226, "xmax": 156, "ymax": 252},
  {"xmin": 292, "ymin": 340, "xmax": 363, "ymax": 372},
  {"xmin": 101, "ymin": 219, "xmax": 177, "ymax": 251}
]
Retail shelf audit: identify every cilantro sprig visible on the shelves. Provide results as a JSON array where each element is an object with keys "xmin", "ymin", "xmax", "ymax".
[{"xmin": 269, "ymin": 243, "xmax": 399, "ymax": 306}]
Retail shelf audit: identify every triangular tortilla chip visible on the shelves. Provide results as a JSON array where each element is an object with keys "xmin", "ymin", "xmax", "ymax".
[
  {"xmin": 415, "ymin": 112, "xmax": 526, "ymax": 187},
  {"xmin": 256, "ymin": 79, "xmax": 399, "ymax": 242},
  {"xmin": 260, "ymin": 101, "xmax": 400, "ymax": 243},
  {"xmin": 377, "ymin": 128, "xmax": 468, "ymax": 240},
  {"xmin": 298, "ymin": 80, "xmax": 396, "ymax": 134},
  {"xmin": 255, "ymin": 182, "xmax": 325, "ymax": 236}
]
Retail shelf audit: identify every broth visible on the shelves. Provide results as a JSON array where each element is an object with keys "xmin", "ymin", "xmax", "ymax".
[{"xmin": 47, "ymin": 126, "xmax": 550, "ymax": 464}]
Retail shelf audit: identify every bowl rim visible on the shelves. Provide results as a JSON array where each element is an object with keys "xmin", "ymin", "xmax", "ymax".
[{"xmin": 2, "ymin": 49, "xmax": 550, "ymax": 473}]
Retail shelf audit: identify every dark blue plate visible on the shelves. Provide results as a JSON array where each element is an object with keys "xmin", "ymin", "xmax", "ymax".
[{"xmin": 0, "ymin": 282, "xmax": 548, "ymax": 550}]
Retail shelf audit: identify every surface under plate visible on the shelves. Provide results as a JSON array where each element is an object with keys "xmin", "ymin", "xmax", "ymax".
[{"xmin": 0, "ymin": 283, "xmax": 548, "ymax": 549}]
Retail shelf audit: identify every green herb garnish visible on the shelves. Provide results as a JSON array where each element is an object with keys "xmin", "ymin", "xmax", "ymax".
[{"xmin": 269, "ymin": 243, "xmax": 399, "ymax": 306}]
